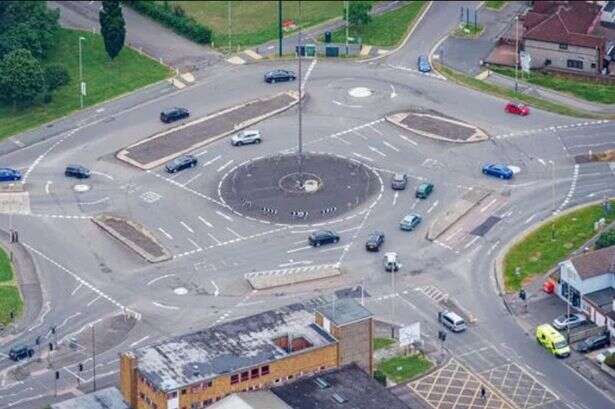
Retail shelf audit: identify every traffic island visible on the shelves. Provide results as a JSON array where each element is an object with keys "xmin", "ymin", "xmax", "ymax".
[
  {"xmin": 218, "ymin": 152, "xmax": 382, "ymax": 225},
  {"xmin": 386, "ymin": 108, "xmax": 489, "ymax": 143},
  {"xmin": 117, "ymin": 91, "xmax": 300, "ymax": 170},
  {"xmin": 245, "ymin": 263, "xmax": 342, "ymax": 290},
  {"xmin": 92, "ymin": 214, "xmax": 171, "ymax": 263}
]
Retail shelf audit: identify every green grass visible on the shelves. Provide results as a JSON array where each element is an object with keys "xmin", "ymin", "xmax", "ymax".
[
  {"xmin": 0, "ymin": 28, "xmax": 170, "ymax": 140},
  {"xmin": 173, "ymin": 1, "xmax": 360, "ymax": 50},
  {"xmin": 453, "ymin": 23, "xmax": 484, "ymax": 38},
  {"xmin": 504, "ymin": 201, "xmax": 615, "ymax": 291},
  {"xmin": 485, "ymin": 1, "xmax": 507, "ymax": 10},
  {"xmin": 492, "ymin": 66, "xmax": 615, "ymax": 105},
  {"xmin": 327, "ymin": 1, "xmax": 425, "ymax": 47},
  {"xmin": 0, "ymin": 246, "xmax": 12, "ymax": 282},
  {"xmin": 435, "ymin": 63, "xmax": 602, "ymax": 119},
  {"xmin": 374, "ymin": 337, "xmax": 395, "ymax": 351},
  {"xmin": 378, "ymin": 354, "xmax": 432, "ymax": 383},
  {"xmin": 0, "ymin": 286, "xmax": 22, "ymax": 325}
]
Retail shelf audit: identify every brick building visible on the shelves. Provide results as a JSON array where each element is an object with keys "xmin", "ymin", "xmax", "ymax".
[{"xmin": 119, "ymin": 298, "xmax": 373, "ymax": 409}]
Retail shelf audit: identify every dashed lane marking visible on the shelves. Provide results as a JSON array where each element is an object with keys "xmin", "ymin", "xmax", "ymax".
[
  {"xmin": 368, "ymin": 145, "xmax": 387, "ymax": 157},
  {"xmin": 494, "ymin": 120, "xmax": 609, "ymax": 140},
  {"xmin": 353, "ymin": 152, "xmax": 374, "ymax": 162},
  {"xmin": 207, "ymin": 233, "xmax": 222, "ymax": 245},
  {"xmin": 202, "ymin": 154, "xmax": 221, "ymax": 167},
  {"xmin": 226, "ymin": 227, "xmax": 244, "ymax": 239},
  {"xmin": 217, "ymin": 159, "xmax": 234, "ymax": 173},
  {"xmin": 157, "ymin": 227, "xmax": 173, "ymax": 240},
  {"xmin": 382, "ymin": 141, "xmax": 400, "ymax": 152},
  {"xmin": 198, "ymin": 216, "xmax": 213, "ymax": 228},
  {"xmin": 215, "ymin": 210, "xmax": 234, "ymax": 222},
  {"xmin": 555, "ymin": 164, "xmax": 579, "ymax": 214}
]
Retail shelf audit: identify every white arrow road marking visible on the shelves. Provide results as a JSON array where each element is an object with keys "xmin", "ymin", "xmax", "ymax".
[
  {"xmin": 393, "ymin": 191, "xmax": 399, "ymax": 206},
  {"xmin": 390, "ymin": 84, "xmax": 397, "ymax": 98},
  {"xmin": 368, "ymin": 146, "xmax": 386, "ymax": 157},
  {"xmin": 44, "ymin": 181, "xmax": 52, "ymax": 194},
  {"xmin": 427, "ymin": 200, "xmax": 439, "ymax": 214},
  {"xmin": 383, "ymin": 141, "xmax": 400, "ymax": 152},
  {"xmin": 91, "ymin": 171, "xmax": 114, "ymax": 180}
]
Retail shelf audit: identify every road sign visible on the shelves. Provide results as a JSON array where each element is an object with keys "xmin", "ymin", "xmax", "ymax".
[
  {"xmin": 81, "ymin": 81, "xmax": 87, "ymax": 96},
  {"xmin": 520, "ymin": 51, "xmax": 531, "ymax": 73},
  {"xmin": 399, "ymin": 322, "xmax": 420, "ymax": 346}
]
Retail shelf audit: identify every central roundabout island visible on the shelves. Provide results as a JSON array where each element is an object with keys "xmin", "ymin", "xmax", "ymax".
[{"xmin": 218, "ymin": 152, "xmax": 382, "ymax": 225}]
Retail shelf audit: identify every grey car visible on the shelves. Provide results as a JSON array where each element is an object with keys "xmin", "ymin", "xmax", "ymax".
[
  {"xmin": 552, "ymin": 313, "xmax": 587, "ymax": 330},
  {"xmin": 231, "ymin": 130, "xmax": 262, "ymax": 146},
  {"xmin": 391, "ymin": 174, "xmax": 408, "ymax": 190},
  {"xmin": 400, "ymin": 213, "xmax": 422, "ymax": 231}
]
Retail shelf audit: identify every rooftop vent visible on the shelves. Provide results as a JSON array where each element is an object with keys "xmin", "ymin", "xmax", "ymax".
[
  {"xmin": 331, "ymin": 393, "xmax": 348, "ymax": 404},
  {"xmin": 192, "ymin": 365, "xmax": 200, "ymax": 377},
  {"xmin": 314, "ymin": 377, "xmax": 330, "ymax": 389}
]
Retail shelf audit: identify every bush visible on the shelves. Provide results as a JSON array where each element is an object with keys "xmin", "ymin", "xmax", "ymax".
[
  {"xmin": 605, "ymin": 353, "xmax": 615, "ymax": 369},
  {"xmin": 373, "ymin": 370, "xmax": 387, "ymax": 386},
  {"xmin": 44, "ymin": 63, "xmax": 70, "ymax": 91},
  {"xmin": 123, "ymin": 1, "xmax": 211, "ymax": 44},
  {"xmin": 596, "ymin": 229, "xmax": 615, "ymax": 249}
]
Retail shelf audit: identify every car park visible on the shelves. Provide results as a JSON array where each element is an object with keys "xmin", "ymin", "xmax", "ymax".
[
  {"xmin": 415, "ymin": 182, "xmax": 434, "ymax": 199},
  {"xmin": 576, "ymin": 333, "xmax": 611, "ymax": 353},
  {"xmin": 391, "ymin": 174, "xmax": 408, "ymax": 190},
  {"xmin": 438, "ymin": 310, "xmax": 467, "ymax": 332},
  {"xmin": 165, "ymin": 155, "xmax": 197, "ymax": 173},
  {"xmin": 64, "ymin": 164, "xmax": 91, "ymax": 179},
  {"xmin": 264, "ymin": 69, "xmax": 296, "ymax": 83},
  {"xmin": 231, "ymin": 130, "xmax": 262, "ymax": 146},
  {"xmin": 552, "ymin": 313, "xmax": 587, "ymax": 330},
  {"xmin": 400, "ymin": 213, "xmax": 422, "ymax": 231},
  {"xmin": 0, "ymin": 168, "xmax": 21, "ymax": 182},
  {"xmin": 308, "ymin": 230, "xmax": 339, "ymax": 247},
  {"xmin": 160, "ymin": 107, "xmax": 189, "ymax": 123},
  {"xmin": 505, "ymin": 102, "xmax": 530, "ymax": 116},
  {"xmin": 9, "ymin": 344, "xmax": 34, "ymax": 361},
  {"xmin": 536, "ymin": 324, "xmax": 570, "ymax": 358},
  {"xmin": 384, "ymin": 252, "xmax": 399, "ymax": 272},
  {"xmin": 482, "ymin": 163, "xmax": 513, "ymax": 180},
  {"xmin": 365, "ymin": 231, "xmax": 385, "ymax": 251},
  {"xmin": 417, "ymin": 55, "xmax": 431, "ymax": 72}
]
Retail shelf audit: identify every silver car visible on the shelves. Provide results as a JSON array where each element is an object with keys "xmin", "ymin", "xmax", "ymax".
[
  {"xmin": 231, "ymin": 130, "xmax": 262, "ymax": 146},
  {"xmin": 552, "ymin": 313, "xmax": 586, "ymax": 330}
]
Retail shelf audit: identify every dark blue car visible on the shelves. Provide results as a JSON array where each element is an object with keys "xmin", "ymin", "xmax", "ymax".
[
  {"xmin": 0, "ymin": 168, "xmax": 21, "ymax": 182},
  {"xmin": 482, "ymin": 163, "xmax": 513, "ymax": 180},
  {"xmin": 417, "ymin": 55, "xmax": 431, "ymax": 73}
]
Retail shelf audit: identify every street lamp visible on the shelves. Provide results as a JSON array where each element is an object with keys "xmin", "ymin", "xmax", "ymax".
[
  {"xmin": 548, "ymin": 160, "xmax": 556, "ymax": 240},
  {"xmin": 514, "ymin": 16, "xmax": 519, "ymax": 93},
  {"xmin": 345, "ymin": 0, "xmax": 349, "ymax": 54},
  {"xmin": 78, "ymin": 36, "xmax": 86, "ymax": 109},
  {"xmin": 227, "ymin": 1, "xmax": 232, "ymax": 54}
]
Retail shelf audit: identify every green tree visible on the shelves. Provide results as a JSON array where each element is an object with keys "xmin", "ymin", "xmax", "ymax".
[
  {"xmin": 596, "ymin": 229, "xmax": 615, "ymax": 249},
  {"xmin": 0, "ymin": 49, "xmax": 45, "ymax": 107},
  {"xmin": 346, "ymin": 1, "xmax": 372, "ymax": 27},
  {"xmin": 99, "ymin": 0, "xmax": 126, "ymax": 60},
  {"xmin": 0, "ymin": 1, "xmax": 59, "ymax": 59},
  {"xmin": 44, "ymin": 63, "xmax": 70, "ymax": 91}
]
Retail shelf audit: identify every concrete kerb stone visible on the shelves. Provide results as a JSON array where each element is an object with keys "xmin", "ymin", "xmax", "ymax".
[
  {"xmin": 116, "ymin": 90, "xmax": 300, "ymax": 170},
  {"xmin": 246, "ymin": 265, "xmax": 342, "ymax": 290},
  {"xmin": 92, "ymin": 214, "xmax": 171, "ymax": 263},
  {"xmin": 385, "ymin": 112, "xmax": 489, "ymax": 143}
]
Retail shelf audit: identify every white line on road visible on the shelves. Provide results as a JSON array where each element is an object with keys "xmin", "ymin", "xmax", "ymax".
[
  {"xmin": 332, "ymin": 135, "xmax": 352, "ymax": 145},
  {"xmin": 182, "ymin": 172, "xmax": 203, "ymax": 186},
  {"xmin": 70, "ymin": 283, "xmax": 83, "ymax": 296},
  {"xmin": 198, "ymin": 216, "xmax": 213, "ymax": 228},
  {"xmin": 427, "ymin": 200, "xmax": 439, "ymax": 214},
  {"xmin": 79, "ymin": 197, "xmax": 110, "ymax": 206},
  {"xmin": 524, "ymin": 214, "xmax": 537, "ymax": 224},
  {"xmin": 279, "ymin": 260, "xmax": 313, "ymax": 267},
  {"xmin": 207, "ymin": 232, "xmax": 222, "ymax": 245},
  {"xmin": 195, "ymin": 149, "xmax": 208, "ymax": 157},
  {"xmin": 480, "ymin": 198, "xmax": 498, "ymax": 213},
  {"xmin": 383, "ymin": 141, "xmax": 400, "ymax": 152},
  {"xmin": 226, "ymin": 227, "xmax": 244, "ymax": 239},
  {"xmin": 398, "ymin": 134, "xmax": 418, "ymax": 146},
  {"xmin": 210, "ymin": 280, "xmax": 220, "ymax": 297},
  {"xmin": 338, "ymin": 226, "xmax": 362, "ymax": 234},
  {"xmin": 217, "ymin": 159, "xmax": 234, "ymax": 172},
  {"xmin": 368, "ymin": 145, "xmax": 387, "ymax": 157},
  {"xmin": 319, "ymin": 244, "xmax": 348, "ymax": 253},
  {"xmin": 487, "ymin": 240, "xmax": 500, "ymax": 256},
  {"xmin": 86, "ymin": 295, "xmax": 102, "ymax": 307},
  {"xmin": 90, "ymin": 170, "xmax": 114, "ymax": 180},
  {"xmin": 352, "ymin": 152, "xmax": 374, "ymax": 162},
  {"xmin": 463, "ymin": 236, "xmax": 480, "ymax": 249},
  {"xmin": 152, "ymin": 301, "xmax": 179, "ymax": 310},
  {"xmin": 180, "ymin": 221, "xmax": 194, "ymax": 233},
  {"xmin": 187, "ymin": 238, "xmax": 201, "ymax": 250},
  {"xmin": 389, "ymin": 84, "xmax": 397, "ymax": 98},
  {"xmin": 332, "ymin": 100, "xmax": 362, "ymax": 108},
  {"xmin": 537, "ymin": 158, "xmax": 546, "ymax": 166},
  {"xmin": 157, "ymin": 227, "xmax": 173, "ymax": 240},
  {"xmin": 290, "ymin": 229, "xmax": 315, "ymax": 234},
  {"xmin": 202, "ymin": 154, "xmax": 221, "ymax": 167},
  {"xmin": 147, "ymin": 274, "xmax": 176, "ymax": 286},
  {"xmin": 215, "ymin": 210, "xmax": 234, "ymax": 222},
  {"xmin": 369, "ymin": 124, "xmax": 384, "ymax": 136},
  {"xmin": 56, "ymin": 312, "xmax": 81, "ymax": 330},
  {"xmin": 130, "ymin": 335, "xmax": 150, "ymax": 347},
  {"xmin": 287, "ymin": 245, "xmax": 311, "ymax": 254},
  {"xmin": 44, "ymin": 181, "xmax": 52, "ymax": 194}
]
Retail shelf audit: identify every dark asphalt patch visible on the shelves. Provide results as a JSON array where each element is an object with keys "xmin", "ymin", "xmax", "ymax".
[{"xmin": 470, "ymin": 216, "xmax": 501, "ymax": 237}]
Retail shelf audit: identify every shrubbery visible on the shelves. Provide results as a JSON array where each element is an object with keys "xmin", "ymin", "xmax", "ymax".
[
  {"xmin": 124, "ymin": 1, "xmax": 211, "ymax": 44},
  {"xmin": 44, "ymin": 63, "xmax": 70, "ymax": 91},
  {"xmin": 605, "ymin": 352, "xmax": 615, "ymax": 369},
  {"xmin": 373, "ymin": 370, "xmax": 387, "ymax": 386},
  {"xmin": 596, "ymin": 229, "xmax": 615, "ymax": 249}
]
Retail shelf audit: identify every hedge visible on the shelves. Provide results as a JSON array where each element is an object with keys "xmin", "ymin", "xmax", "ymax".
[{"xmin": 123, "ymin": 1, "xmax": 211, "ymax": 44}]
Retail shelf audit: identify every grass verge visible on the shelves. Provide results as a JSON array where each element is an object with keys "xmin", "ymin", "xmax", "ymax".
[
  {"xmin": 503, "ymin": 201, "xmax": 615, "ymax": 291},
  {"xmin": 374, "ymin": 337, "xmax": 395, "ymax": 351},
  {"xmin": 0, "ymin": 246, "xmax": 12, "ymax": 282},
  {"xmin": 434, "ymin": 63, "xmax": 602, "ymax": 119},
  {"xmin": 485, "ymin": 1, "xmax": 507, "ymax": 10},
  {"xmin": 0, "ymin": 28, "xmax": 170, "ymax": 140},
  {"xmin": 378, "ymin": 354, "xmax": 432, "ymax": 383},
  {"xmin": 452, "ymin": 23, "xmax": 484, "ymax": 38},
  {"xmin": 327, "ymin": 1, "xmax": 425, "ymax": 47},
  {"xmin": 0, "ymin": 287, "xmax": 22, "ymax": 325},
  {"xmin": 491, "ymin": 67, "xmax": 615, "ymax": 105}
]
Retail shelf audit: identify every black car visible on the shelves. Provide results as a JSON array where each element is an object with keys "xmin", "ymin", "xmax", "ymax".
[
  {"xmin": 160, "ymin": 107, "xmax": 190, "ymax": 123},
  {"xmin": 391, "ymin": 174, "xmax": 408, "ymax": 190},
  {"xmin": 365, "ymin": 231, "xmax": 385, "ymax": 251},
  {"xmin": 65, "ymin": 164, "xmax": 91, "ymax": 179},
  {"xmin": 576, "ymin": 334, "xmax": 611, "ymax": 353},
  {"xmin": 165, "ymin": 154, "xmax": 197, "ymax": 173},
  {"xmin": 308, "ymin": 230, "xmax": 340, "ymax": 247},
  {"xmin": 9, "ymin": 345, "xmax": 34, "ymax": 361},
  {"xmin": 264, "ymin": 69, "xmax": 296, "ymax": 83}
]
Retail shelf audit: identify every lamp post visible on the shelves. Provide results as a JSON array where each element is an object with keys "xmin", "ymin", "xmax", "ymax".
[
  {"xmin": 345, "ymin": 0, "xmax": 349, "ymax": 53},
  {"xmin": 297, "ymin": 0, "xmax": 303, "ymax": 179},
  {"xmin": 78, "ymin": 36, "xmax": 86, "ymax": 109},
  {"xmin": 514, "ymin": 16, "xmax": 519, "ymax": 93},
  {"xmin": 91, "ymin": 323, "xmax": 97, "ymax": 392},
  {"xmin": 227, "ymin": 1, "xmax": 232, "ymax": 54},
  {"xmin": 549, "ymin": 160, "xmax": 556, "ymax": 240}
]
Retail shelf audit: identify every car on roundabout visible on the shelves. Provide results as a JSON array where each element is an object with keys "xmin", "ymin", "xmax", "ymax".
[
  {"xmin": 505, "ymin": 102, "xmax": 530, "ymax": 116},
  {"xmin": 400, "ymin": 213, "xmax": 422, "ymax": 231},
  {"xmin": 0, "ymin": 168, "xmax": 21, "ymax": 181},
  {"xmin": 417, "ymin": 55, "xmax": 431, "ymax": 73},
  {"xmin": 308, "ymin": 230, "xmax": 340, "ymax": 247},
  {"xmin": 365, "ymin": 231, "xmax": 385, "ymax": 252},
  {"xmin": 482, "ymin": 163, "xmax": 513, "ymax": 180},
  {"xmin": 165, "ymin": 154, "xmax": 197, "ymax": 173},
  {"xmin": 231, "ymin": 130, "xmax": 262, "ymax": 146},
  {"xmin": 391, "ymin": 173, "xmax": 408, "ymax": 190},
  {"xmin": 264, "ymin": 69, "xmax": 296, "ymax": 83},
  {"xmin": 415, "ymin": 182, "xmax": 434, "ymax": 199}
]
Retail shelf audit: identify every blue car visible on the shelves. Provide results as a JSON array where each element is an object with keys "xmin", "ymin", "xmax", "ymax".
[
  {"xmin": 482, "ymin": 163, "xmax": 513, "ymax": 180},
  {"xmin": 400, "ymin": 213, "xmax": 422, "ymax": 231},
  {"xmin": 0, "ymin": 168, "xmax": 21, "ymax": 182},
  {"xmin": 417, "ymin": 55, "xmax": 431, "ymax": 73}
]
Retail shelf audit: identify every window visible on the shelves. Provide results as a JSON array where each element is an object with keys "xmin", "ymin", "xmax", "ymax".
[
  {"xmin": 567, "ymin": 59, "xmax": 583, "ymax": 70},
  {"xmin": 251, "ymin": 368, "xmax": 260, "ymax": 379},
  {"xmin": 181, "ymin": 389, "xmax": 187, "ymax": 395},
  {"xmin": 320, "ymin": 366, "xmax": 326, "ymax": 370},
  {"xmin": 139, "ymin": 393, "xmax": 145, "ymax": 400},
  {"xmin": 167, "ymin": 391, "xmax": 177, "ymax": 399},
  {"xmin": 545, "ymin": 59, "xmax": 551, "ymax": 66},
  {"xmin": 207, "ymin": 381, "xmax": 213, "ymax": 387},
  {"xmin": 203, "ymin": 399, "xmax": 213, "ymax": 406},
  {"xmin": 241, "ymin": 371, "xmax": 249, "ymax": 381},
  {"xmin": 230, "ymin": 374, "xmax": 239, "ymax": 385},
  {"xmin": 261, "ymin": 365, "xmax": 270, "ymax": 375},
  {"xmin": 559, "ymin": 43, "xmax": 568, "ymax": 50},
  {"xmin": 591, "ymin": 63, "xmax": 596, "ymax": 69}
]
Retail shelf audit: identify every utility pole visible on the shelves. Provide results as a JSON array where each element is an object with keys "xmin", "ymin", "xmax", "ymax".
[
  {"xmin": 78, "ymin": 36, "xmax": 86, "ymax": 109},
  {"xmin": 297, "ymin": 0, "xmax": 303, "ymax": 179},
  {"xmin": 550, "ymin": 160, "xmax": 556, "ymax": 240},
  {"xmin": 390, "ymin": 268, "xmax": 396, "ymax": 338},
  {"xmin": 227, "ymin": 1, "xmax": 232, "ymax": 54},
  {"xmin": 515, "ymin": 16, "xmax": 519, "ymax": 93},
  {"xmin": 91, "ymin": 323, "xmax": 97, "ymax": 392},
  {"xmin": 345, "ymin": 0, "xmax": 349, "ymax": 54},
  {"xmin": 278, "ymin": 0, "xmax": 283, "ymax": 57}
]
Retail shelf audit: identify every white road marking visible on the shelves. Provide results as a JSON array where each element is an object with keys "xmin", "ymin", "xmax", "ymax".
[
  {"xmin": 86, "ymin": 295, "xmax": 102, "ymax": 307},
  {"xmin": 130, "ymin": 335, "xmax": 150, "ymax": 347},
  {"xmin": 79, "ymin": 197, "xmax": 110, "ymax": 206},
  {"xmin": 369, "ymin": 124, "xmax": 384, "ymax": 136},
  {"xmin": 44, "ymin": 181, "xmax": 52, "ymax": 194},
  {"xmin": 210, "ymin": 280, "xmax": 220, "ymax": 297},
  {"xmin": 226, "ymin": 227, "xmax": 244, "ymax": 239},
  {"xmin": 537, "ymin": 158, "xmax": 546, "ymax": 166},
  {"xmin": 207, "ymin": 232, "xmax": 222, "ymax": 245},
  {"xmin": 464, "ymin": 236, "xmax": 480, "ymax": 249},
  {"xmin": 368, "ymin": 146, "xmax": 386, "ymax": 157},
  {"xmin": 279, "ymin": 260, "xmax": 313, "ymax": 267},
  {"xmin": 146, "ymin": 274, "xmax": 176, "ymax": 286},
  {"xmin": 90, "ymin": 170, "xmax": 114, "ymax": 180},
  {"xmin": 291, "ymin": 229, "xmax": 316, "ymax": 234},
  {"xmin": 353, "ymin": 130, "xmax": 369, "ymax": 140},
  {"xmin": 70, "ymin": 283, "xmax": 83, "ymax": 296},
  {"xmin": 182, "ymin": 172, "xmax": 203, "ymax": 186},
  {"xmin": 480, "ymin": 198, "xmax": 498, "ymax": 213},
  {"xmin": 198, "ymin": 216, "xmax": 213, "ymax": 228},
  {"xmin": 332, "ymin": 135, "xmax": 352, "ymax": 145},
  {"xmin": 152, "ymin": 301, "xmax": 179, "ymax": 310},
  {"xmin": 320, "ymin": 244, "xmax": 348, "ymax": 253},
  {"xmin": 195, "ymin": 149, "xmax": 208, "ymax": 157},
  {"xmin": 389, "ymin": 84, "xmax": 397, "ymax": 98},
  {"xmin": 383, "ymin": 141, "xmax": 400, "ymax": 152},
  {"xmin": 301, "ymin": 58, "xmax": 317, "ymax": 91},
  {"xmin": 217, "ymin": 159, "xmax": 234, "ymax": 172},
  {"xmin": 393, "ymin": 191, "xmax": 399, "ymax": 206},
  {"xmin": 427, "ymin": 200, "xmax": 439, "ymax": 214},
  {"xmin": 287, "ymin": 245, "xmax": 312, "ymax": 254},
  {"xmin": 524, "ymin": 214, "xmax": 537, "ymax": 224},
  {"xmin": 338, "ymin": 226, "xmax": 362, "ymax": 233},
  {"xmin": 187, "ymin": 238, "xmax": 201, "ymax": 250},
  {"xmin": 332, "ymin": 100, "xmax": 362, "ymax": 108},
  {"xmin": 157, "ymin": 227, "xmax": 173, "ymax": 240},
  {"xmin": 56, "ymin": 312, "xmax": 81, "ymax": 330},
  {"xmin": 180, "ymin": 221, "xmax": 194, "ymax": 233},
  {"xmin": 398, "ymin": 134, "xmax": 418, "ymax": 146},
  {"xmin": 202, "ymin": 154, "xmax": 222, "ymax": 167},
  {"xmin": 487, "ymin": 240, "xmax": 500, "ymax": 256},
  {"xmin": 27, "ymin": 302, "xmax": 50, "ymax": 332},
  {"xmin": 215, "ymin": 210, "xmax": 233, "ymax": 222},
  {"xmin": 353, "ymin": 152, "xmax": 374, "ymax": 162}
]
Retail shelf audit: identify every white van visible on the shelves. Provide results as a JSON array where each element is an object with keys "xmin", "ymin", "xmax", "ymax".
[{"xmin": 438, "ymin": 310, "xmax": 467, "ymax": 332}]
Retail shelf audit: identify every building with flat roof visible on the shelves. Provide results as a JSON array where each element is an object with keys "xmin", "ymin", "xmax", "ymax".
[
  {"xmin": 120, "ymin": 298, "xmax": 373, "ymax": 409},
  {"xmin": 50, "ymin": 387, "xmax": 129, "ymax": 409}
]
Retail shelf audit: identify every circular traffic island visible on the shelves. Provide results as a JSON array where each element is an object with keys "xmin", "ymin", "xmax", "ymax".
[{"xmin": 218, "ymin": 153, "xmax": 381, "ymax": 224}]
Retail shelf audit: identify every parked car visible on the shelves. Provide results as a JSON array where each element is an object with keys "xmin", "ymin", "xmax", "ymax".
[
  {"xmin": 308, "ymin": 230, "xmax": 339, "ymax": 247},
  {"xmin": 391, "ymin": 174, "xmax": 408, "ymax": 190},
  {"xmin": 482, "ymin": 163, "xmax": 513, "ymax": 180},
  {"xmin": 417, "ymin": 55, "xmax": 431, "ymax": 73},
  {"xmin": 400, "ymin": 213, "xmax": 422, "ymax": 231},
  {"xmin": 64, "ymin": 164, "xmax": 91, "ymax": 179},
  {"xmin": 552, "ymin": 313, "xmax": 587, "ymax": 330},
  {"xmin": 165, "ymin": 154, "xmax": 197, "ymax": 173},
  {"xmin": 365, "ymin": 231, "xmax": 385, "ymax": 252},
  {"xmin": 264, "ymin": 69, "xmax": 296, "ymax": 83},
  {"xmin": 415, "ymin": 182, "xmax": 434, "ymax": 199},
  {"xmin": 536, "ymin": 324, "xmax": 570, "ymax": 358},
  {"xmin": 576, "ymin": 333, "xmax": 611, "ymax": 353},
  {"xmin": 231, "ymin": 130, "xmax": 262, "ymax": 146},
  {"xmin": 438, "ymin": 310, "xmax": 467, "ymax": 332},
  {"xmin": 384, "ymin": 252, "xmax": 399, "ymax": 272},
  {"xmin": 0, "ymin": 168, "xmax": 21, "ymax": 182},
  {"xmin": 505, "ymin": 102, "xmax": 530, "ymax": 116},
  {"xmin": 8, "ymin": 344, "xmax": 34, "ymax": 361},
  {"xmin": 160, "ymin": 107, "xmax": 189, "ymax": 123}
]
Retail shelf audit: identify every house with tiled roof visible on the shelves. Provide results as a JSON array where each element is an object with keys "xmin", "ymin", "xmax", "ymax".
[{"xmin": 558, "ymin": 245, "xmax": 615, "ymax": 337}]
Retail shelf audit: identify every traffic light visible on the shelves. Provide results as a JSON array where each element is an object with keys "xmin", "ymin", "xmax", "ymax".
[
  {"xmin": 519, "ymin": 289, "xmax": 526, "ymax": 301},
  {"xmin": 51, "ymin": 326, "xmax": 56, "ymax": 335},
  {"xmin": 49, "ymin": 342, "xmax": 53, "ymax": 351},
  {"xmin": 9, "ymin": 311, "xmax": 14, "ymax": 321},
  {"xmin": 78, "ymin": 363, "xmax": 83, "ymax": 372}
]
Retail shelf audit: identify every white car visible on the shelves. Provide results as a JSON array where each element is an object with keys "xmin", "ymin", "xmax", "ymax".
[
  {"xmin": 552, "ymin": 313, "xmax": 587, "ymax": 330},
  {"xmin": 231, "ymin": 130, "xmax": 262, "ymax": 146}
]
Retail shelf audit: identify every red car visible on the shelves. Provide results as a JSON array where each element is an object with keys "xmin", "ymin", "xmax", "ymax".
[{"xmin": 505, "ymin": 102, "xmax": 530, "ymax": 116}]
